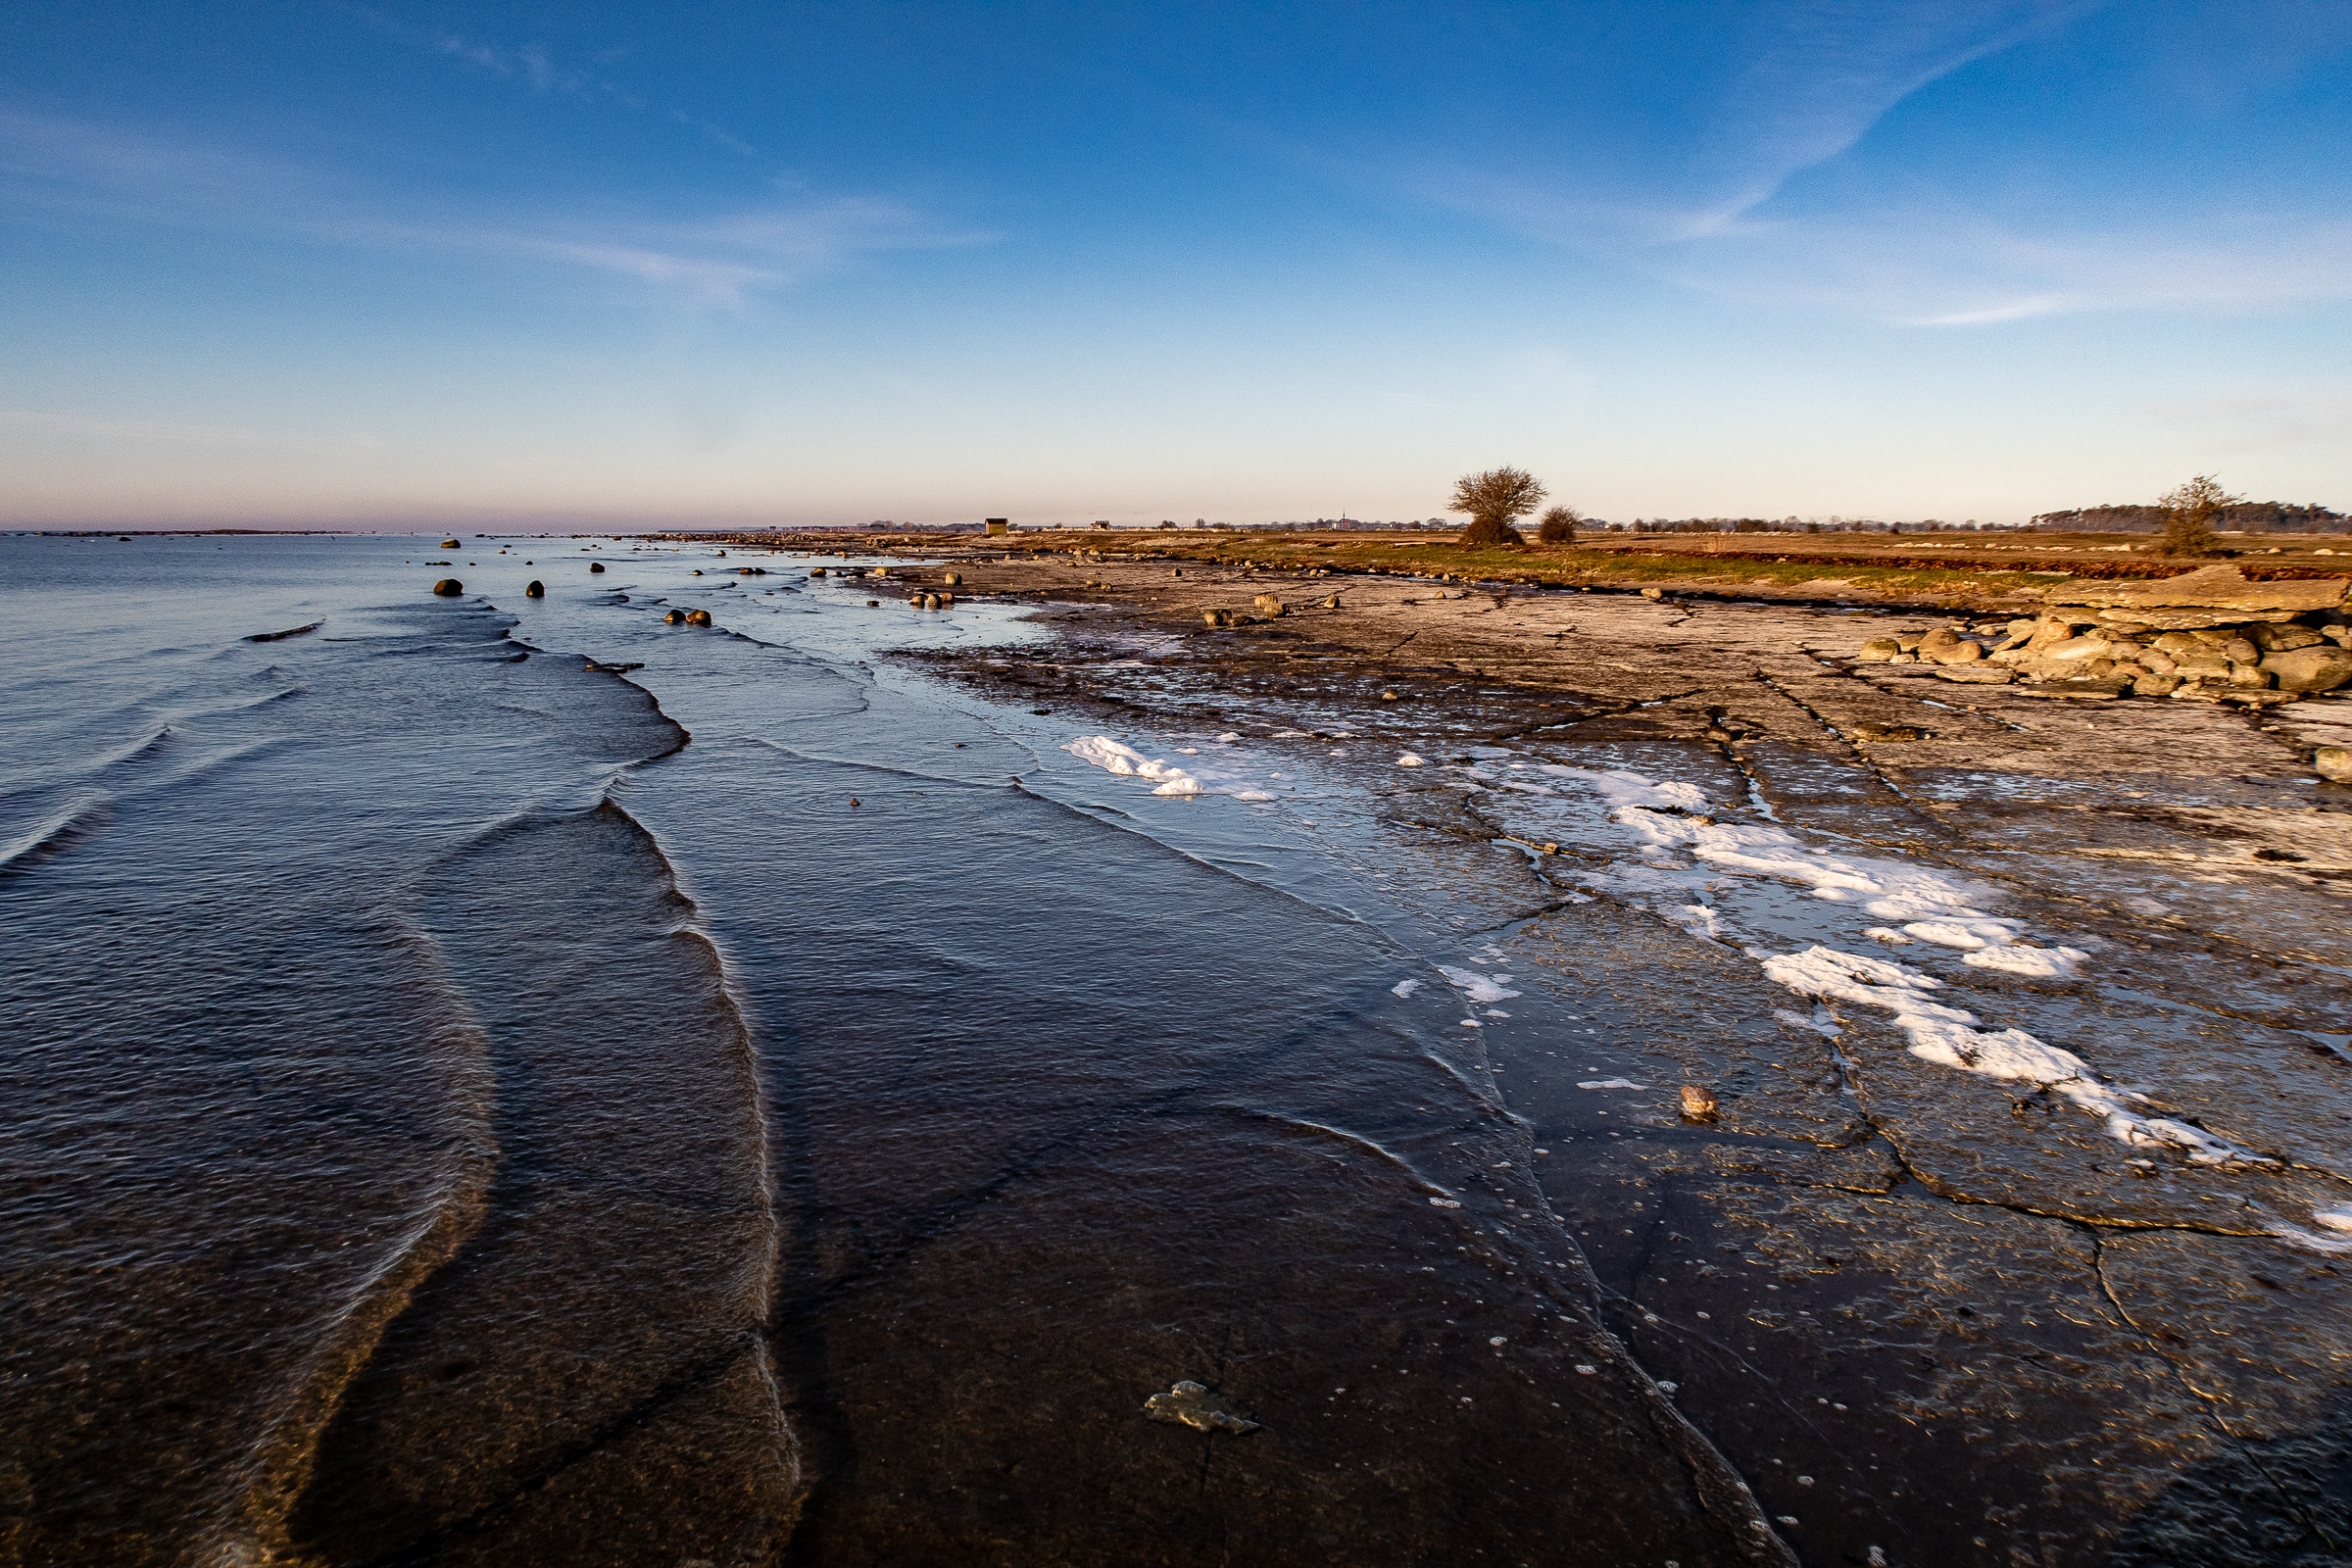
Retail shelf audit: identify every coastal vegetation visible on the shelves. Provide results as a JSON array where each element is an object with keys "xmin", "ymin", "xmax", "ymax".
[
  {"xmin": 1450, "ymin": 466, "xmax": 1545, "ymax": 546},
  {"xmin": 2158, "ymin": 473, "xmax": 2238, "ymax": 558}
]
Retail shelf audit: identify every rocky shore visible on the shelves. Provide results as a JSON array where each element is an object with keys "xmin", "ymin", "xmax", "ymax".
[
  {"xmin": 639, "ymin": 529, "xmax": 2352, "ymax": 1562},
  {"xmin": 1856, "ymin": 564, "xmax": 2352, "ymax": 720}
]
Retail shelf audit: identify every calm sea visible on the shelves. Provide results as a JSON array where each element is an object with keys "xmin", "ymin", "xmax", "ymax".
[{"xmin": 3, "ymin": 533, "xmax": 1783, "ymax": 1567}]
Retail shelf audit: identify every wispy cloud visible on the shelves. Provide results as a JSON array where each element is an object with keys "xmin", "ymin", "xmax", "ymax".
[
  {"xmin": 1684, "ymin": 0, "xmax": 2100, "ymax": 230},
  {"xmin": 336, "ymin": 3, "xmax": 758, "ymax": 157},
  {"xmin": 1659, "ymin": 206, "xmax": 2352, "ymax": 325},
  {"xmin": 1326, "ymin": 0, "xmax": 2350, "ymax": 323},
  {"xmin": 0, "ymin": 111, "xmax": 990, "ymax": 307}
]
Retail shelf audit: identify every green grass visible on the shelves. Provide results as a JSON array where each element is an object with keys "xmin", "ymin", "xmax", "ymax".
[{"xmin": 994, "ymin": 531, "xmax": 2072, "ymax": 600}]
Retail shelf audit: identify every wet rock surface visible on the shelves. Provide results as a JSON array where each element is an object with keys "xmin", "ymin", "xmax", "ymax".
[{"xmin": 882, "ymin": 551, "xmax": 2352, "ymax": 1564}]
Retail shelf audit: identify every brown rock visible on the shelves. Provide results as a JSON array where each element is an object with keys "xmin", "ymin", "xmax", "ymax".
[
  {"xmin": 684, "ymin": 609, "xmax": 713, "ymax": 626},
  {"xmin": 663, "ymin": 610, "xmax": 687, "ymax": 624},
  {"xmin": 2263, "ymin": 645, "xmax": 2352, "ymax": 694},
  {"xmin": 523, "ymin": 579, "xmax": 544, "ymax": 598},
  {"xmin": 2247, "ymin": 623, "xmax": 2326, "ymax": 653},
  {"xmin": 589, "ymin": 562, "xmax": 605, "ymax": 573},
  {"xmin": 1855, "ymin": 637, "xmax": 1902, "ymax": 662},
  {"xmin": 1252, "ymin": 593, "xmax": 1287, "ymax": 617},
  {"xmin": 2316, "ymin": 747, "xmax": 2352, "ymax": 783},
  {"xmin": 1679, "ymin": 1085, "xmax": 1720, "ymax": 1123},
  {"xmin": 431, "ymin": 578, "xmax": 463, "ymax": 597}
]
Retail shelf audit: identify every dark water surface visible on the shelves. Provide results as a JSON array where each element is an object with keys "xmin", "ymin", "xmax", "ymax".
[{"xmin": 3, "ymin": 536, "xmax": 1784, "ymax": 1567}]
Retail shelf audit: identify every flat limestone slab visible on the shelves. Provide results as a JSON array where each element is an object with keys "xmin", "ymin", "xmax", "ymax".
[
  {"xmin": 2092, "ymin": 606, "xmax": 2303, "ymax": 631},
  {"xmin": 2049, "ymin": 564, "xmax": 2348, "ymax": 614}
]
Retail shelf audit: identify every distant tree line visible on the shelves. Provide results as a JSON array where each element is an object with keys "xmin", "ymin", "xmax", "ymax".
[{"xmin": 2031, "ymin": 500, "xmax": 2346, "ymax": 533}]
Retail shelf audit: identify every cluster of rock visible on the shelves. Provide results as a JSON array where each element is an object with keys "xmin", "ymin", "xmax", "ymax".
[
  {"xmin": 1855, "ymin": 564, "xmax": 2352, "ymax": 704},
  {"xmin": 1204, "ymin": 593, "xmax": 1288, "ymax": 628}
]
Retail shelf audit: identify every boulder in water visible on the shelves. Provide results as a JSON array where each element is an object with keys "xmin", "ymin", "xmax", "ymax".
[
  {"xmin": 684, "ymin": 609, "xmax": 713, "ymax": 626},
  {"xmin": 589, "ymin": 562, "xmax": 606, "ymax": 573},
  {"xmin": 439, "ymin": 538, "xmax": 461, "ymax": 549},
  {"xmin": 431, "ymin": 578, "xmax": 463, "ymax": 597},
  {"xmin": 524, "ymin": 579, "xmax": 545, "ymax": 598},
  {"xmin": 663, "ymin": 610, "xmax": 687, "ymax": 624}
]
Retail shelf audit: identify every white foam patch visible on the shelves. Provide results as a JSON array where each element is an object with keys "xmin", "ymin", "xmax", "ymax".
[
  {"xmin": 1666, "ymin": 904, "xmax": 1726, "ymax": 941},
  {"xmin": 1578, "ymin": 1079, "xmax": 1647, "ymax": 1090},
  {"xmin": 1763, "ymin": 946, "xmax": 2270, "ymax": 1166},
  {"xmin": 1961, "ymin": 944, "xmax": 2089, "ymax": 977},
  {"xmin": 1436, "ymin": 964, "xmax": 1521, "ymax": 1004},
  {"xmin": 1397, "ymin": 753, "xmax": 1425, "ymax": 767},
  {"xmin": 1535, "ymin": 765, "xmax": 1709, "ymax": 813},
  {"xmin": 2314, "ymin": 1205, "xmax": 2352, "ymax": 1232},
  {"xmin": 1902, "ymin": 917, "xmax": 2024, "ymax": 951},
  {"xmin": 1392, "ymin": 978, "xmax": 1422, "ymax": 999},
  {"xmin": 1064, "ymin": 735, "xmax": 1275, "ymax": 800}
]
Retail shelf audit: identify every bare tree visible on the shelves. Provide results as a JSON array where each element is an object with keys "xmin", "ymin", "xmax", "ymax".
[
  {"xmin": 2158, "ymin": 474, "xmax": 2239, "ymax": 558},
  {"xmin": 1536, "ymin": 505, "xmax": 1581, "ymax": 545},
  {"xmin": 1450, "ymin": 466, "xmax": 1546, "ymax": 547}
]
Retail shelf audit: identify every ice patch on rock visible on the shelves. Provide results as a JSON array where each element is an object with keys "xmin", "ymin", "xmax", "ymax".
[
  {"xmin": 1535, "ymin": 765, "xmax": 1708, "ymax": 813},
  {"xmin": 1763, "ymin": 946, "xmax": 2269, "ymax": 1166},
  {"xmin": 1064, "ymin": 735, "xmax": 1276, "ymax": 800},
  {"xmin": 1579, "ymin": 1078, "xmax": 1647, "ymax": 1090},
  {"xmin": 1961, "ymin": 944, "xmax": 2089, "ymax": 977}
]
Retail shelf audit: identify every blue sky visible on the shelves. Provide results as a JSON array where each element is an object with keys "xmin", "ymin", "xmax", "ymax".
[{"xmin": 3, "ymin": 0, "xmax": 2347, "ymax": 527}]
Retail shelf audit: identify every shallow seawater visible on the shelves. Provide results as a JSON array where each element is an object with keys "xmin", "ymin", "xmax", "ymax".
[
  {"xmin": 0, "ymin": 535, "xmax": 1778, "ymax": 1566},
  {"xmin": 9, "ymin": 534, "xmax": 2348, "ymax": 1567}
]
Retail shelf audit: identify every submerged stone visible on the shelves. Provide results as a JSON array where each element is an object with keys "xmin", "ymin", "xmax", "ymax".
[{"xmin": 1145, "ymin": 1381, "xmax": 1258, "ymax": 1434}]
